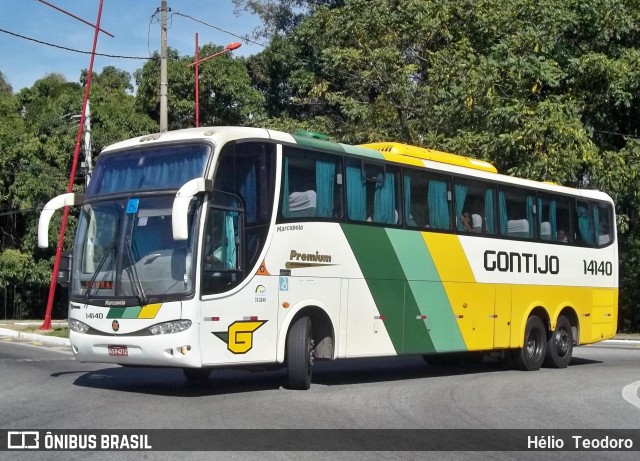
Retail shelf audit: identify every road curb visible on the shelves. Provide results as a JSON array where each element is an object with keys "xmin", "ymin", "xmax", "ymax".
[
  {"xmin": 602, "ymin": 339, "xmax": 640, "ymax": 345},
  {"xmin": 0, "ymin": 328, "xmax": 70, "ymax": 347}
]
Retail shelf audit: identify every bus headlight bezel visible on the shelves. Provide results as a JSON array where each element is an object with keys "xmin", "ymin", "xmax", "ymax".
[
  {"xmin": 148, "ymin": 320, "xmax": 192, "ymax": 335},
  {"xmin": 68, "ymin": 318, "xmax": 90, "ymax": 334}
]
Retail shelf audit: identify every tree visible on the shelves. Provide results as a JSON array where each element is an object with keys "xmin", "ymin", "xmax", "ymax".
[
  {"xmin": 134, "ymin": 46, "xmax": 265, "ymax": 130},
  {"xmin": 233, "ymin": 0, "xmax": 346, "ymax": 38},
  {"xmin": 0, "ymin": 70, "xmax": 12, "ymax": 95},
  {"xmin": 246, "ymin": 0, "xmax": 640, "ymax": 330},
  {"xmin": 0, "ymin": 67, "xmax": 156, "ymax": 319},
  {"xmin": 81, "ymin": 66, "xmax": 157, "ymax": 153}
]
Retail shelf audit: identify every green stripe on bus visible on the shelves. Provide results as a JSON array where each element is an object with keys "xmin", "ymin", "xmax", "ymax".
[
  {"xmin": 291, "ymin": 133, "xmax": 347, "ymax": 154},
  {"xmin": 341, "ymin": 224, "xmax": 434, "ymax": 353},
  {"xmin": 107, "ymin": 307, "xmax": 126, "ymax": 319},
  {"xmin": 340, "ymin": 144, "xmax": 384, "ymax": 160},
  {"xmin": 122, "ymin": 307, "xmax": 142, "ymax": 319},
  {"xmin": 106, "ymin": 306, "xmax": 142, "ymax": 319},
  {"xmin": 385, "ymin": 230, "xmax": 467, "ymax": 352}
]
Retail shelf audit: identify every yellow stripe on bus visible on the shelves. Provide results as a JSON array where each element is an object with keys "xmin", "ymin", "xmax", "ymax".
[
  {"xmin": 138, "ymin": 303, "xmax": 162, "ymax": 319},
  {"xmin": 421, "ymin": 233, "xmax": 476, "ymax": 283}
]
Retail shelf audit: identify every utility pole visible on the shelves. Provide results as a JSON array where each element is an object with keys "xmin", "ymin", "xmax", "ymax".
[{"xmin": 159, "ymin": 0, "xmax": 169, "ymax": 132}]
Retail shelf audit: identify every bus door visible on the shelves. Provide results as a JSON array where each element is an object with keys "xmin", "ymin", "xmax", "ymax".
[{"xmin": 198, "ymin": 200, "xmax": 278, "ymax": 366}]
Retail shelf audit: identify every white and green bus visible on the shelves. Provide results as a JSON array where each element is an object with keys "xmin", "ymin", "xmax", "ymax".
[{"xmin": 38, "ymin": 126, "xmax": 617, "ymax": 389}]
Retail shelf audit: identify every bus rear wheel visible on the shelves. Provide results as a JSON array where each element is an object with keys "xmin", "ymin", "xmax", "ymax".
[
  {"xmin": 286, "ymin": 316, "xmax": 314, "ymax": 390},
  {"xmin": 543, "ymin": 315, "xmax": 573, "ymax": 368},
  {"xmin": 513, "ymin": 316, "xmax": 547, "ymax": 371}
]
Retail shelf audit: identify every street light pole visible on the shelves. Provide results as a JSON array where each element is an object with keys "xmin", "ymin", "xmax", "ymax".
[{"xmin": 188, "ymin": 41, "xmax": 241, "ymax": 127}]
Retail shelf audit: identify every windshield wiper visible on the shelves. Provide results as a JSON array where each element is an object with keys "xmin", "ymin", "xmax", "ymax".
[
  {"xmin": 84, "ymin": 240, "xmax": 116, "ymax": 301},
  {"xmin": 124, "ymin": 237, "xmax": 148, "ymax": 306}
]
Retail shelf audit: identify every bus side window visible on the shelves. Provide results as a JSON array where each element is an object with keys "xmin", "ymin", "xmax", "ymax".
[
  {"xmin": 281, "ymin": 148, "xmax": 343, "ymax": 220},
  {"xmin": 426, "ymin": 175, "xmax": 451, "ymax": 230},
  {"xmin": 346, "ymin": 160, "xmax": 399, "ymax": 225},
  {"xmin": 453, "ymin": 178, "xmax": 494, "ymax": 234},
  {"xmin": 214, "ymin": 142, "xmax": 275, "ymax": 270},
  {"xmin": 538, "ymin": 195, "xmax": 572, "ymax": 243},
  {"xmin": 499, "ymin": 187, "xmax": 535, "ymax": 239},
  {"xmin": 596, "ymin": 203, "xmax": 614, "ymax": 246},
  {"xmin": 575, "ymin": 200, "xmax": 594, "ymax": 246},
  {"xmin": 404, "ymin": 170, "xmax": 427, "ymax": 228}
]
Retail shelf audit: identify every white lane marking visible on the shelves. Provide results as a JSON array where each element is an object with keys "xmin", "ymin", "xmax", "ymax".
[{"xmin": 622, "ymin": 380, "xmax": 640, "ymax": 409}]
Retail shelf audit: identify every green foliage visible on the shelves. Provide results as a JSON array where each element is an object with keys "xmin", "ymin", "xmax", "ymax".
[
  {"xmin": 0, "ymin": 68, "xmax": 156, "ymax": 319},
  {"xmin": 134, "ymin": 47, "xmax": 265, "ymax": 129},
  {"xmin": 0, "ymin": 71, "xmax": 12, "ymax": 95},
  {"xmin": 244, "ymin": 0, "xmax": 640, "ymax": 330}
]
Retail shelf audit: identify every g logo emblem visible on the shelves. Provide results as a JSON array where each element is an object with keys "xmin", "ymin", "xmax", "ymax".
[
  {"xmin": 213, "ymin": 320, "xmax": 266, "ymax": 354},
  {"xmin": 112, "ymin": 320, "xmax": 120, "ymax": 332}
]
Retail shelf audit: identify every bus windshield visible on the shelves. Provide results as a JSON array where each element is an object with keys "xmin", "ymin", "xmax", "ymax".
[
  {"xmin": 71, "ymin": 195, "xmax": 200, "ymax": 304},
  {"xmin": 86, "ymin": 143, "xmax": 211, "ymax": 196}
]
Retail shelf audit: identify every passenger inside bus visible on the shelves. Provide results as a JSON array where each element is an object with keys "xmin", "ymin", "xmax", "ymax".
[
  {"xmin": 557, "ymin": 229, "xmax": 568, "ymax": 243},
  {"xmin": 460, "ymin": 210, "xmax": 483, "ymax": 233}
]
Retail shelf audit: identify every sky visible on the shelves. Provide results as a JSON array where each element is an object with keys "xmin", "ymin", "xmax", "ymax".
[{"xmin": 0, "ymin": 0, "xmax": 265, "ymax": 92}]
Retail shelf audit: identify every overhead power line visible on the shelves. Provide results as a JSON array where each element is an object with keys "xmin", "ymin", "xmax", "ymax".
[
  {"xmin": 171, "ymin": 12, "xmax": 266, "ymax": 48},
  {"xmin": 0, "ymin": 27, "xmax": 150, "ymax": 60}
]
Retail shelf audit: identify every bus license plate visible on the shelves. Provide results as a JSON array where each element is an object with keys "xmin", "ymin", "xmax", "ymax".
[{"xmin": 108, "ymin": 345, "xmax": 128, "ymax": 356}]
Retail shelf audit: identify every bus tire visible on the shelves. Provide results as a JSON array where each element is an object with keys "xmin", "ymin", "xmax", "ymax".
[
  {"xmin": 286, "ymin": 316, "xmax": 314, "ymax": 390},
  {"xmin": 543, "ymin": 315, "xmax": 573, "ymax": 368},
  {"xmin": 513, "ymin": 316, "xmax": 547, "ymax": 371},
  {"xmin": 183, "ymin": 367, "xmax": 211, "ymax": 381}
]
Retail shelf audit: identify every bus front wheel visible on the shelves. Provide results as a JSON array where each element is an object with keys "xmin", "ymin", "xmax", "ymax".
[
  {"xmin": 513, "ymin": 316, "xmax": 547, "ymax": 371},
  {"xmin": 286, "ymin": 316, "xmax": 314, "ymax": 390},
  {"xmin": 543, "ymin": 315, "xmax": 573, "ymax": 368}
]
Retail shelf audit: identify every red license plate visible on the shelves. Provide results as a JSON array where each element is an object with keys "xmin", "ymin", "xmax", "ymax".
[{"xmin": 108, "ymin": 345, "xmax": 128, "ymax": 356}]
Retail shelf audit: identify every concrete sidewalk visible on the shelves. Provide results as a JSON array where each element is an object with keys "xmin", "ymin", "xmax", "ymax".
[{"xmin": 0, "ymin": 321, "xmax": 70, "ymax": 346}]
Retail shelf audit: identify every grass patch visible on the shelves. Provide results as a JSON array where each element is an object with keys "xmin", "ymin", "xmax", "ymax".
[
  {"xmin": 45, "ymin": 327, "xmax": 69, "ymax": 338},
  {"xmin": 8, "ymin": 322, "xmax": 69, "ymax": 338}
]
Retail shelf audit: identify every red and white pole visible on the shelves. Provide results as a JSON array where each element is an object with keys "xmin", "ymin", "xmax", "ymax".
[{"xmin": 41, "ymin": 0, "xmax": 105, "ymax": 330}]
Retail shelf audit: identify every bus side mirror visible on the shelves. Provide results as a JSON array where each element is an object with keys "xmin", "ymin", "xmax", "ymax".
[
  {"xmin": 172, "ymin": 178, "xmax": 212, "ymax": 240},
  {"xmin": 38, "ymin": 193, "xmax": 81, "ymax": 248},
  {"xmin": 57, "ymin": 251, "xmax": 72, "ymax": 287}
]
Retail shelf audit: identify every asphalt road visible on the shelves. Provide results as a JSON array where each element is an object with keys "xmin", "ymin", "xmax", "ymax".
[{"xmin": 0, "ymin": 336, "xmax": 638, "ymax": 460}]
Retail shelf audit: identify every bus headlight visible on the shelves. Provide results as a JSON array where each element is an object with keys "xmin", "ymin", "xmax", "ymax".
[
  {"xmin": 69, "ymin": 318, "xmax": 90, "ymax": 334},
  {"xmin": 149, "ymin": 320, "xmax": 192, "ymax": 335}
]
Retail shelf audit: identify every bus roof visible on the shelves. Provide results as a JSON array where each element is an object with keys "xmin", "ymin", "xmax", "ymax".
[
  {"xmin": 360, "ymin": 142, "xmax": 498, "ymax": 173},
  {"xmin": 99, "ymin": 126, "xmax": 612, "ymax": 204}
]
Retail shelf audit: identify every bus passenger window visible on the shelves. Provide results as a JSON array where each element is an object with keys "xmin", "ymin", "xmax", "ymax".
[
  {"xmin": 453, "ymin": 178, "xmax": 493, "ymax": 234},
  {"xmin": 596, "ymin": 203, "xmax": 614, "ymax": 246},
  {"xmin": 281, "ymin": 148, "xmax": 342, "ymax": 220},
  {"xmin": 426, "ymin": 177, "xmax": 451, "ymax": 230},
  {"xmin": 499, "ymin": 187, "xmax": 535, "ymax": 239},
  {"xmin": 575, "ymin": 200, "xmax": 594, "ymax": 245},
  {"xmin": 346, "ymin": 160, "xmax": 399, "ymax": 225},
  {"xmin": 538, "ymin": 194, "xmax": 572, "ymax": 243},
  {"xmin": 403, "ymin": 170, "xmax": 428, "ymax": 228}
]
